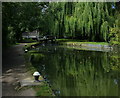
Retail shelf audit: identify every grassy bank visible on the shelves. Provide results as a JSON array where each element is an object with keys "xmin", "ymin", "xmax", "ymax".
[
  {"xmin": 23, "ymin": 42, "xmax": 54, "ymax": 96},
  {"xmin": 56, "ymin": 39, "xmax": 112, "ymax": 52},
  {"xmin": 56, "ymin": 39, "xmax": 109, "ymax": 45}
]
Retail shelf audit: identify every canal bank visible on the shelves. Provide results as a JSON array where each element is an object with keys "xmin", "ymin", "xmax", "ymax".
[
  {"xmin": 24, "ymin": 39, "xmax": 118, "ymax": 52},
  {"xmin": 23, "ymin": 42, "xmax": 54, "ymax": 96},
  {"xmin": 56, "ymin": 39, "xmax": 114, "ymax": 52}
]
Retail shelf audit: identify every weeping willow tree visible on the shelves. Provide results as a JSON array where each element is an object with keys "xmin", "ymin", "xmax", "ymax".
[{"xmin": 47, "ymin": 2, "xmax": 116, "ymax": 42}]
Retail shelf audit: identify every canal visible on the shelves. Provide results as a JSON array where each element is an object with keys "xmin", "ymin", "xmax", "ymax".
[{"xmin": 29, "ymin": 44, "xmax": 119, "ymax": 96}]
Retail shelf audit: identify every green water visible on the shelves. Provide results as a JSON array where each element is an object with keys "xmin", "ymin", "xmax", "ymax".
[{"xmin": 30, "ymin": 45, "xmax": 119, "ymax": 96}]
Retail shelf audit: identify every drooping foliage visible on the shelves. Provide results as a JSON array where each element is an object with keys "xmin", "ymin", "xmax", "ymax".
[
  {"xmin": 2, "ymin": 2, "xmax": 120, "ymax": 47},
  {"xmin": 47, "ymin": 2, "xmax": 119, "ymax": 42}
]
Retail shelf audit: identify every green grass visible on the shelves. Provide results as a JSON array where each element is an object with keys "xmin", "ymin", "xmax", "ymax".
[
  {"xmin": 64, "ymin": 42, "xmax": 108, "ymax": 45},
  {"xmin": 33, "ymin": 84, "xmax": 53, "ymax": 96},
  {"xmin": 56, "ymin": 39, "xmax": 109, "ymax": 45},
  {"xmin": 56, "ymin": 39, "xmax": 82, "ymax": 42}
]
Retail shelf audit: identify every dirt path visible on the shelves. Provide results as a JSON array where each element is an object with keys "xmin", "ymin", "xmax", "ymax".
[{"xmin": 2, "ymin": 43, "xmax": 36, "ymax": 96}]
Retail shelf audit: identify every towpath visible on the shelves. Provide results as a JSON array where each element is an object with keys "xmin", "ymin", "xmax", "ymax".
[{"xmin": 2, "ymin": 43, "xmax": 36, "ymax": 96}]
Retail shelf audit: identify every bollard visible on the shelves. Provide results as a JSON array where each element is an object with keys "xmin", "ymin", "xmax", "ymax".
[
  {"xmin": 32, "ymin": 45, "xmax": 35, "ymax": 48},
  {"xmin": 33, "ymin": 71, "xmax": 40, "ymax": 82},
  {"xmin": 25, "ymin": 44, "xmax": 27, "ymax": 46},
  {"xmin": 24, "ymin": 49, "xmax": 28, "ymax": 53}
]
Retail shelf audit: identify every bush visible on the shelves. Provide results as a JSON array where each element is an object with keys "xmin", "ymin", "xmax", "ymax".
[{"xmin": 109, "ymin": 27, "xmax": 120, "ymax": 45}]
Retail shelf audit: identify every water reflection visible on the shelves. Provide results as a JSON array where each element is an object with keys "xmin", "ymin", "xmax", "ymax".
[{"xmin": 30, "ymin": 46, "xmax": 119, "ymax": 96}]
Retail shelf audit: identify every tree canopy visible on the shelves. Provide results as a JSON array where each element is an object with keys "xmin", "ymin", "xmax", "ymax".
[{"xmin": 2, "ymin": 2, "xmax": 120, "ymax": 47}]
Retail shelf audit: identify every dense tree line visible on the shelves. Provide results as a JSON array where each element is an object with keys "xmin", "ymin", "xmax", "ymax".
[
  {"xmin": 2, "ymin": 2, "xmax": 48, "ymax": 47},
  {"xmin": 2, "ymin": 2, "xmax": 120, "ymax": 47},
  {"xmin": 47, "ymin": 2, "xmax": 120, "ymax": 42}
]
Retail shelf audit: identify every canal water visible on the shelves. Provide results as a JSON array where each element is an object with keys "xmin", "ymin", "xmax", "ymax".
[{"xmin": 29, "ymin": 45, "xmax": 119, "ymax": 96}]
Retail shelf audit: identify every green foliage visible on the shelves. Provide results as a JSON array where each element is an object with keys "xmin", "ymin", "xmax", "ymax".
[
  {"xmin": 109, "ymin": 13, "xmax": 120, "ymax": 45},
  {"xmin": 34, "ymin": 84, "xmax": 53, "ymax": 96},
  {"xmin": 109, "ymin": 27, "xmax": 120, "ymax": 45},
  {"xmin": 2, "ymin": 2, "xmax": 48, "ymax": 47},
  {"xmin": 108, "ymin": 9, "xmax": 120, "ymax": 45},
  {"xmin": 2, "ymin": 2, "xmax": 120, "ymax": 47},
  {"xmin": 47, "ymin": 2, "xmax": 119, "ymax": 42},
  {"xmin": 100, "ymin": 21, "xmax": 109, "ymax": 41}
]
